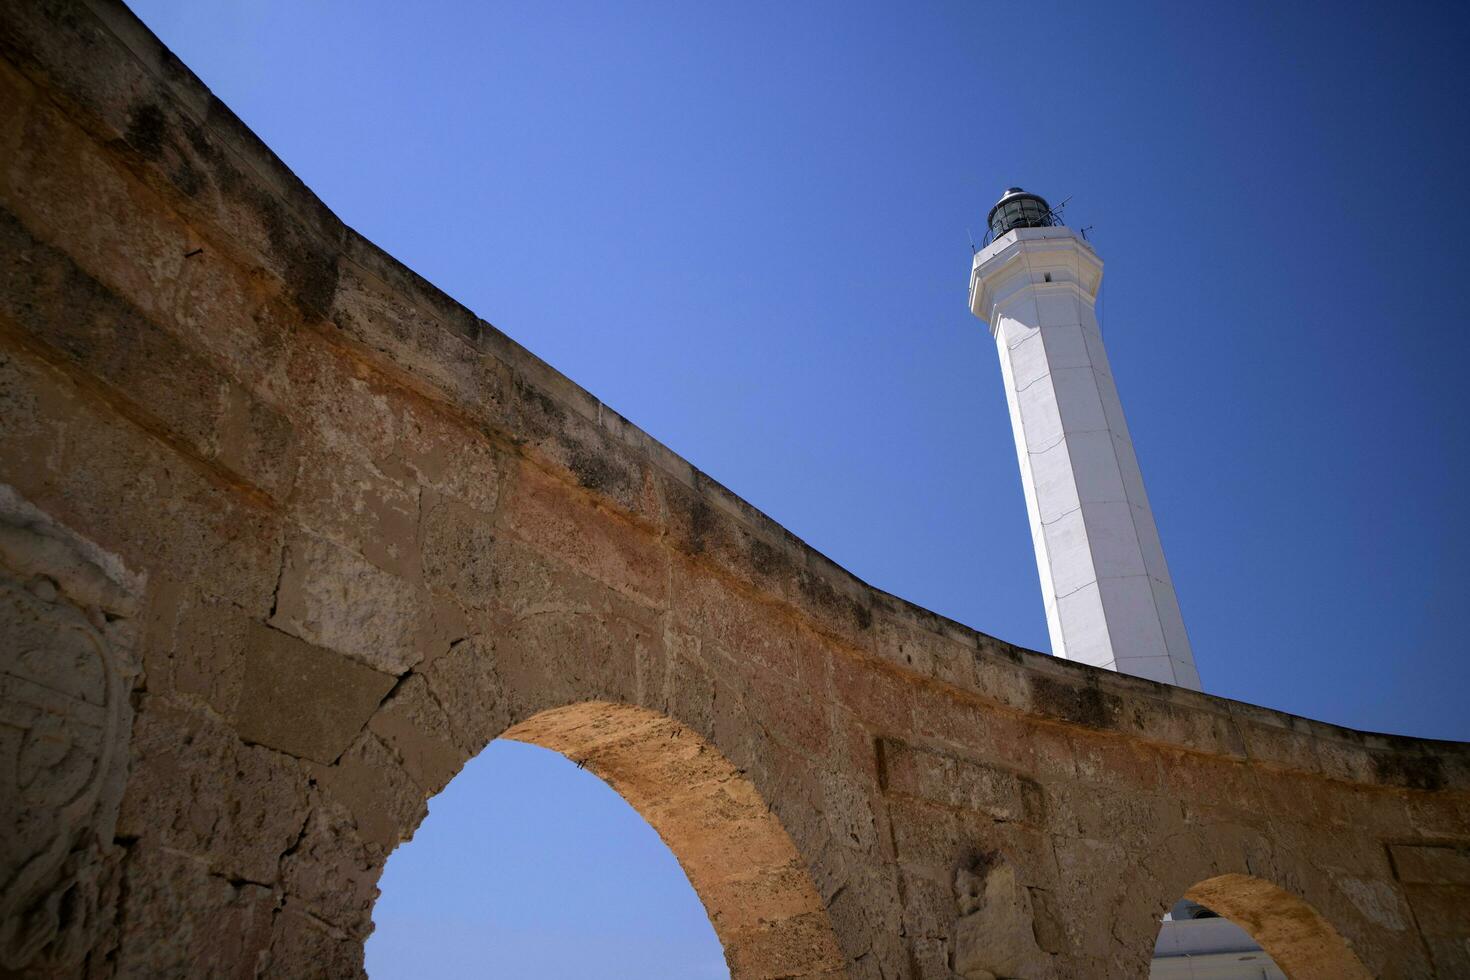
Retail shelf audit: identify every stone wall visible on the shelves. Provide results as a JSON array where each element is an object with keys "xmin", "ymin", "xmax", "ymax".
[{"xmin": 1, "ymin": 2, "xmax": 1467, "ymax": 977}]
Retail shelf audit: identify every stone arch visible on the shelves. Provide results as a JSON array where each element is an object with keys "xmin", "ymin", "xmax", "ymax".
[
  {"xmin": 1165, "ymin": 873, "xmax": 1372, "ymax": 980},
  {"xmin": 388, "ymin": 699, "xmax": 845, "ymax": 980}
]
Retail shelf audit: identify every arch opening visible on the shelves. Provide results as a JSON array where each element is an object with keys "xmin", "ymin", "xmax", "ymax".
[
  {"xmin": 1150, "ymin": 874, "xmax": 1371, "ymax": 980},
  {"xmin": 371, "ymin": 701, "xmax": 843, "ymax": 980},
  {"xmin": 367, "ymin": 738, "xmax": 726, "ymax": 978}
]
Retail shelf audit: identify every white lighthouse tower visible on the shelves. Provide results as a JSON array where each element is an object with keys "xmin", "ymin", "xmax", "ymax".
[{"xmin": 969, "ymin": 188, "xmax": 1201, "ymax": 690}]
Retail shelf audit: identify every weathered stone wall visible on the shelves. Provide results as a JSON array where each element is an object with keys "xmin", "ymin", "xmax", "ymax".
[{"xmin": 1, "ymin": 2, "xmax": 1467, "ymax": 977}]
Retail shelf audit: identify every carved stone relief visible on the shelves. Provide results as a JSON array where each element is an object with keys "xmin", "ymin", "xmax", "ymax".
[
  {"xmin": 0, "ymin": 486, "xmax": 142, "ymax": 973},
  {"xmin": 952, "ymin": 852, "xmax": 1064, "ymax": 980}
]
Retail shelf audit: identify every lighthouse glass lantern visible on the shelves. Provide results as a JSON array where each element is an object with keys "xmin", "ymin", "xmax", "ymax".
[{"xmin": 987, "ymin": 187, "xmax": 1055, "ymax": 240}]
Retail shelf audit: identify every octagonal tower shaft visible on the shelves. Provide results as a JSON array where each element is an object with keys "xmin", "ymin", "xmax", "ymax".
[{"xmin": 970, "ymin": 225, "xmax": 1201, "ymax": 690}]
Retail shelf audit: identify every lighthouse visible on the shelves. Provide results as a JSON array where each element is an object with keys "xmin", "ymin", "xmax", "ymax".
[{"xmin": 969, "ymin": 189, "xmax": 1201, "ymax": 690}]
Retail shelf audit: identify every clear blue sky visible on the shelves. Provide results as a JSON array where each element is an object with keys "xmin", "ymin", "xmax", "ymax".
[{"xmin": 124, "ymin": 2, "xmax": 1470, "ymax": 975}]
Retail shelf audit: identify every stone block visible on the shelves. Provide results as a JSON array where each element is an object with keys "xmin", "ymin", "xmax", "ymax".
[
  {"xmin": 288, "ymin": 441, "xmax": 420, "ymax": 580},
  {"xmin": 790, "ymin": 558, "xmax": 876, "ymax": 648},
  {"xmin": 1017, "ymin": 373, "xmax": 1064, "ymax": 453},
  {"xmin": 112, "ymin": 842, "xmax": 275, "ymax": 980},
  {"xmin": 1040, "ymin": 508, "xmax": 1096, "ymax": 599},
  {"xmin": 166, "ymin": 239, "xmax": 288, "ymax": 389},
  {"xmin": 1023, "ymin": 670, "xmax": 1125, "ymax": 733},
  {"xmin": 657, "ymin": 806, "xmax": 806, "ymax": 888},
  {"xmin": 1228, "ymin": 703, "xmax": 1321, "ymax": 769},
  {"xmin": 483, "ymin": 533, "xmax": 599, "ymax": 619},
  {"xmin": 1152, "ymin": 748, "xmax": 1261, "ymax": 816},
  {"xmin": 707, "ymin": 672, "xmax": 763, "ymax": 778},
  {"xmin": 822, "ymin": 867, "xmax": 905, "ymax": 965},
  {"xmin": 1390, "ymin": 842, "xmax": 1470, "ymax": 886},
  {"xmin": 832, "ymin": 651, "xmax": 913, "ymax": 729},
  {"xmin": 309, "ymin": 731, "xmax": 427, "ymax": 852},
  {"xmin": 1027, "ymin": 437, "xmax": 1084, "ymax": 524},
  {"xmin": 236, "ymin": 622, "xmax": 396, "ymax": 765},
  {"xmin": 278, "ymin": 797, "xmax": 383, "ymax": 939},
  {"xmin": 880, "ymin": 738, "xmax": 1044, "ymax": 826},
  {"xmin": 387, "ymin": 397, "xmax": 505, "ymax": 517},
  {"xmin": 871, "ymin": 604, "xmax": 945, "ymax": 678},
  {"xmin": 269, "ymin": 530, "xmax": 429, "ymax": 674},
  {"xmin": 327, "ymin": 258, "xmax": 503, "ymax": 428},
  {"xmin": 1315, "ymin": 738, "xmax": 1378, "ymax": 786},
  {"xmin": 737, "ymin": 658, "xmax": 831, "ymax": 759},
  {"xmin": 492, "ymin": 599, "xmax": 648, "ymax": 719},
  {"xmin": 0, "ymin": 343, "xmax": 284, "ymax": 616},
  {"xmin": 263, "ymin": 903, "xmax": 365, "ymax": 980},
  {"xmin": 827, "ymin": 712, "xmax": 883, "ymax": 788},
  {"xmin": 1004, "ymin": 328, "xmax": 1048, "ymax": 390},
  {"xmin": 1046, "ymin": 724, "xmax": 1105, "ymax": 787},
  {"xmin": 907, "ymin": 937, "xmax": 957, "ymax": 980},
  {"xmin": 0, "ymin": 215, "xmax": 212, "ymax": 454},
  {"xmin": 499, "ymin": 459, "xmax": 667, "ymax": 608},
  {"xmin": 420, "ymin": 490, "xmax": 497, "ymax": 608},
  {"xmin": 1402, "ymin": 791, "xmax": 1470, "ymax": 841},
  {"xmin": 672, "ymin": 558, "xmax": 830, "ymax": 694},
  {"xmin": 658, "ymin": 470, "xmax": 793, "ymax": 604},
  {"xmin": 822, "ymin": 770, "xmax": 882, "ymax": 855},
  {"xmin": 419, "ymin": 635, "xmax": 509, "ymax": 755},
  {"xmin": 508, "ymin": 379, "xmax": 662, "ymax": 526},
  {"xmin": 368, "ymin": 672, "xmax": 466, "ymax": 795},
  {"xmin": 952, "ymin": 859, "xmax": 1060, "ymax": 980},
  {"xmin": 0, "ymin": 348, "xmax": 66, "ymax": 504},
  {"xmin": 0, "ymin": 207, "xmax": 297, "ymax": 502},
  {"xmin": 1068, "ymin": 785, "xmax": 1180, "ymax": 847},
  {"xmin": 884, "ymin": 797, "xmax": 961, "ymax": 867},
  {"xmin": 722, "ymin": 908, "xmax": 846, "ymax": 980},
  {"xmin": 898, "ymin": 867, "xmax": 959, "ymax": 944},
  {"xmin": 6, "ymin": 99, "xmax": 190, "ymax": 330},
  {"xmin": 1127, "ymin": 692, "xmax": 1245, "ymax": 758},
  {"xmin": 215, "ymin": 381, "xmax": 298, "ymax": 502},
  {"xmin": 910, "ymin": 687, "xmax": 1006, "ymax": 755},
  {"xmin": 660, "ymin": 631, "xmax": 716, "ymax": 739},
  {"xmin": 155, "ymin": 588, "xmax": 251, "ymax": 720},
  {"xmin": 271, "ymin": 337, "xmax": 398, "ymax": 473},
  {"xmin": 756, "ymin": 744, "xmax": 829, "ymax": 856},
  {"xmin": 1400, "ymin": 880, "xmax": 1470, "ymax": 976},
  {"xmin": 1334, "ymin": 874, "xmax": 1411, "ymax": 932},
  {"xmin": 700, "ymin": 861, "xmax": 831, "ymax": 939},
  {"xmin": 117, "ymin": 698, "xmax": 308, "ymax": 885}
]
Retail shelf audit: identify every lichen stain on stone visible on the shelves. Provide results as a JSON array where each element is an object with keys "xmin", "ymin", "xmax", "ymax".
[
  {"xmin": 568, "ymin": 443, "xmax": 628, "ymax": 496},
  {"xmin": 1030, "ymin": 673, "xmax": 1116, "ymax": 731},
  {"xmin": 1372, "ymin": 750, "xmax": 1445, "ymax": 792},
  {"xmin": 122, "ymin": 103, "xmax": 167, "ymax": 160}
]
